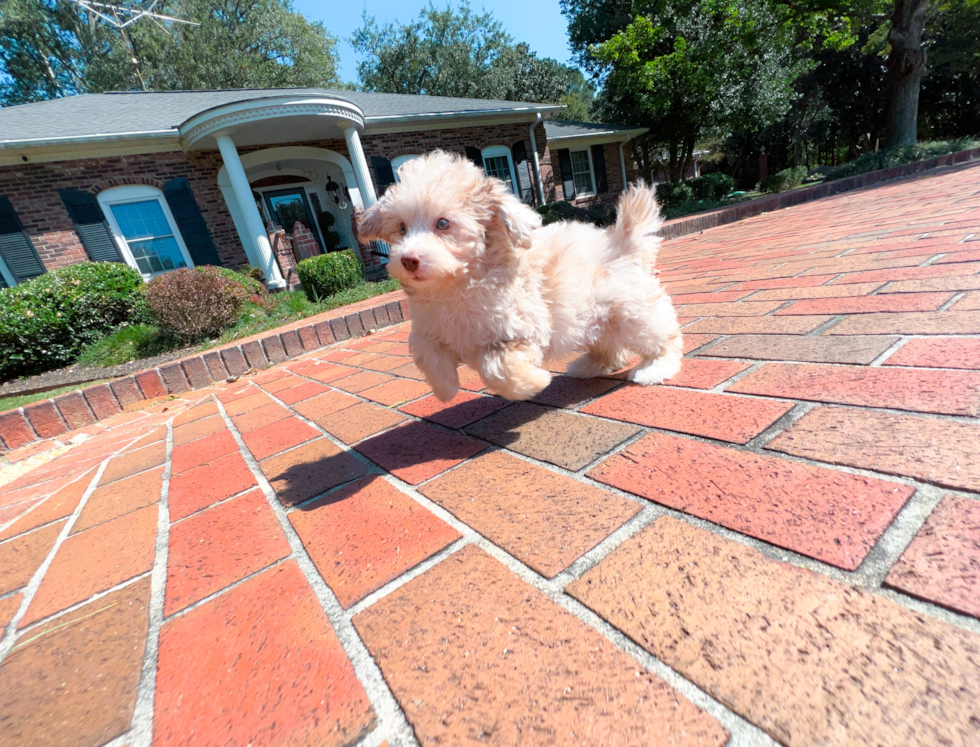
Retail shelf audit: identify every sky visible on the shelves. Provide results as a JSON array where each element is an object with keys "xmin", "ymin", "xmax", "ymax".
[{"xmin": 291, "ymin": 0, "xmax": 578, "ymax": 84}]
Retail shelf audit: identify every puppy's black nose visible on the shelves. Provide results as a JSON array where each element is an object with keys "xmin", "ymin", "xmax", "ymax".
[{"xmin": 401, "ymin": 256, "xmax": 420, "ymax": 272}]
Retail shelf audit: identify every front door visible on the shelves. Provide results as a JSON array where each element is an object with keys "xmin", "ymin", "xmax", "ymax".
[{"xmin": 263, "ymin": 188, "xmax": 321, "ymax": 251}]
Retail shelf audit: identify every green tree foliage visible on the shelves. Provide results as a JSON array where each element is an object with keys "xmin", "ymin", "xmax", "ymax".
[
  {"xmin": 565, "ymin": 0, "xmax": 809, "ymax": 181},
  {"xmin": 0, "ymin": 0, "xmax": 341, "ymax": 106},
  {"xmin": 350, "ymin": 2, "xmax": 591, "ymax": 108}
]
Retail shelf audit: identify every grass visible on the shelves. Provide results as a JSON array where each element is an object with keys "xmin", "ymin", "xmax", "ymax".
[
  {"xmin": 0, "ymin": 381, "xmax": 109, "ymax": 413},
  {"xmin": 77, "ymin": 324, "xmax": 181, "ymax": 367},
  {"xmin": 74, "ymin": 277, "xmax": 401, "ymax": 366}
]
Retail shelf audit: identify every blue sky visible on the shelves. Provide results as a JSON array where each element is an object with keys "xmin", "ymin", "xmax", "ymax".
[{"xmin": 291, "ymin": 0, "xmax": 578, "ymax": 84}]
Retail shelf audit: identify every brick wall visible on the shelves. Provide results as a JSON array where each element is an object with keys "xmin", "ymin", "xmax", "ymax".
[
  {"xmin": 0, "ymin": 151, "xmax": 248, "ymax": 272},
  {"xmin": 360, "ymin": 121, "xmax": 550, "ymax": 205},
  {"xmin": 545, "ymin": 141, "xmax": 639, "ymax": 207}
]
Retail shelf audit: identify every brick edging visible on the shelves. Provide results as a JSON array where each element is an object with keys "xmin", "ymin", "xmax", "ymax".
[
  {"xmin": 659, "ymin": 146, "xmax": 980, "ymax": 241},
  {"xmin": 0, "ymin": 296, "xmax": 411, "ymax": 453}
]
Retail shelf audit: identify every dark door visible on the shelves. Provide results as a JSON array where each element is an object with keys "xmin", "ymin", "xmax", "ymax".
[{"xmin": 263, "ymin": 189, "xmax": 321, "ymax": 250}]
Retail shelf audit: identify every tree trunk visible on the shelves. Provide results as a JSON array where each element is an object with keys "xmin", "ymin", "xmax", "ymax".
[
  {"xmin": 667, "ymin": 136, "xmax": 680, "ymax": 183},
  {"xmin": 886, "ymin": 0, "xmax": 929, "ymax": 147}
]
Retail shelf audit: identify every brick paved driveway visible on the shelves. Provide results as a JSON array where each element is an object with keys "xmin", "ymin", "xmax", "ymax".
[{"xmin": 1, "ymin": 162, "xmax": 979, "ymax": 747}]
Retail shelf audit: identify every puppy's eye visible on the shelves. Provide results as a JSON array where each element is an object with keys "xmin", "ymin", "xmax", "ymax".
[
  {"xmin": 399, "ymin": 223, "xmax": 407, "ymax": 236},
  {"xmin": 436, "ymin": 218, "xmax": 450, "ymax": 230}
]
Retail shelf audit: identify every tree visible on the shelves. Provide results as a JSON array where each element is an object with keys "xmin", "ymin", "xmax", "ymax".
[
  {"xmin": 350, "ymin": 2, "xmax": 588, "ymax": 107},
  {"xmin": 564, "ymin": 0, "xmax": 809, "ymax": 181},
  {"xmin": 0, "ymin": 0, "xmax": 341, "ymax": 106}
]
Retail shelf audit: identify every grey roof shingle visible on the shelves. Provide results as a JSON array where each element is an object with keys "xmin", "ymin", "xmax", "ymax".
[
  {"xmin": 0, "ymin": 88, "xmax": 559, "ymax": 145},
  {"xmin": 543, "ymin": 120, "xmax": 646, "ymax": 140}
]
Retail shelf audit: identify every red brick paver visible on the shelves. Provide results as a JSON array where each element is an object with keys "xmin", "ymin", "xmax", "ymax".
[{"xmin": 2, "ymin": 160, "xmax": 979, "ymax": 747}]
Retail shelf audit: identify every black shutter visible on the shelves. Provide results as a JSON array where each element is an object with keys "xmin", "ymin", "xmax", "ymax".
[
  {"xmin": 370, "ymin": 156, "xmax": 396, "ymax": 195},
  {"xmin": 58, "ymin": 189, "xmax": 124, "ymax": 263},
  {"xmin": 511, "ymin": 141, "xmax": 534, "ymax": 204},
  {"xmin": 591, "ymin": 144, "xmax": 608, "ymax": 193},
  {"xmin": 0, "ymin": 195, "xmax": 46, "ymax": 285},
  {"xmin": 464, "ymin": 147, "xmax": 484, "ymax": 169},
  {"xmin": 163, "ymin": 178, "xmax": 222, "ymax": 267},
  {"xmin": 556, "ymin": 149, "xmax": 575, "ymax": 200}
]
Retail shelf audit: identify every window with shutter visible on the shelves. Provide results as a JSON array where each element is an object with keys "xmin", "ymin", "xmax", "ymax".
[
  {"xmin": 480, "ymin": 145, "xmax": 519, "ymax": 196},
  {"xmin": 97, "ymin": 184, "xmax": 194, "ymax": 279},
  {"xmin": 569, "ymin": 150, "xmax": 595, "ymax": 196},
  {"xmin": 0, "ymin": 195, "xmax": 46, "ymax": 286}
]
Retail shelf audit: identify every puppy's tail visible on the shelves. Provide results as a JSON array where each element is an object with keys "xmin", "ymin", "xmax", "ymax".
[{"xmin": 609, "ymin": 181, "xmax": 663, "ymax": 266}]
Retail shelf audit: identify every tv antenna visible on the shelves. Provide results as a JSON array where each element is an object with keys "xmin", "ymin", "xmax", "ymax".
[{"xmin": 66, "ymin": 1, "xmax": 199, "ymax": 91}]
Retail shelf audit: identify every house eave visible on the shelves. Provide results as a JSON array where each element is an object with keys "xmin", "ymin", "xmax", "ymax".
[
  {"xmin": 546, "ymin": 128, "xmax": 649, "ymax": 149},
  {"xmin": 0, "ymin": 131, "xmax": 182, "ymax": 166}
]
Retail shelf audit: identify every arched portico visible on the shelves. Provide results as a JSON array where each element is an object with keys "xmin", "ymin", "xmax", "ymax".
[
  {"xmin": 179, "ymin": 94, "xmax": 375, "ymax": 289},
  {"xmin": 217, "ymin": 146, "xmax": 363, "ymax": 277}
]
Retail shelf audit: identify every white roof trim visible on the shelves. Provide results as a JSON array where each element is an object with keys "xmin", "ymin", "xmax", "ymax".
[
  {"xmin": 546, "ymin": 127, "xmax": 648, "ymax": 147},
  {"xmin": 0, "ymin": 129, "xmax": 178, "ymax": 149},
  {"xmin": 365, "ymin": 104, "xmax": 562, "ymax": 123}
]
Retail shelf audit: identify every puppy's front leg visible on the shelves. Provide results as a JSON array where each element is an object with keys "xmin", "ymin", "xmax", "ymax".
[
  {"xmin": 410, "ymin": 332, "xmax": 459, "ymax": 402},
  {"xmin": 478, "ymin": 341, "xmax": 552, "ymax": 401}
]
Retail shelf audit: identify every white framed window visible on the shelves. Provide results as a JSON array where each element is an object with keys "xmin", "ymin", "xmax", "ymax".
[
  {"xmin": 570, "ymin": 149, "xmax": 595, "ymax": 197},
  {"xmin": 392, "ymin": 154, "xmax": 420, "ymax": 182},
  {"xmin": 481, "ymin": 145, "xmax": 519, "ymax": 195},
  {"xmin": 98, "ymin": 185, "xmax": 194, "ymax": 280}
]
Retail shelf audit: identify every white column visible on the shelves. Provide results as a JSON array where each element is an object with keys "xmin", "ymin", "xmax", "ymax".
[
  {"xmin": 343, "ymin": 126, "xmax": 377, "ymax": 206},
  {"xmin": 215, "ymin": 131, "xmax": 285, "ymax": 288}
]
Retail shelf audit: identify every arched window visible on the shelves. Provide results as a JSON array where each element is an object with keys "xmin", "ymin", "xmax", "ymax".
[
  {"xmin": 480, "ymin": 145, "xmax": 518, "ymax": 195},
  {"xmin": 98, "ymin": 185, "xmax": 194, "ymax": 279},
  {"xmin": 391, "ymin": 154, "xmax": 420, "ymax": 182}
]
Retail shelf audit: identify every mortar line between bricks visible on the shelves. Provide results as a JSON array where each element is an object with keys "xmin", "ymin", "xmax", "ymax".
[
  {"xmin": 214, "ymin": 399, "xmax": 421, "ymax": 747},
  {"xmin": 938, "ymin": 291, "xmax": 966, "ymax": 310},
  {"xmin": 854, "ymin": 485, "xmax": 946, "ymax": 588},
  {"xmin": 159, "ymin": 557, "xmax": 290, "ymax": 624},
  {"xmin": 167, "ymin": 484, "xmax": 265, "ymax": 525},
  {"xmin": 362, "ymin": 468, "xmax": 779, "ymax": 747},
  {"xmin": 805, "ymin": 314, "xmax": 848, "ymax": 335},
  {"xmin": 0, "ymin": 466, "xmax": 95, "ymax": 536},
  {"xmin": 127, "ymin": 420, "xmax": 175, "ymax": 747},
  {"xmin": 868, "ymin": 336, "xmax": 912, "ymax": 366},
  {"xmin": 0, "ymin": 457, "xmax": 108, "ymax": 662},
  {"xmin": 921, "ymin": 253, "xmax": 947, "ymax": 265}
]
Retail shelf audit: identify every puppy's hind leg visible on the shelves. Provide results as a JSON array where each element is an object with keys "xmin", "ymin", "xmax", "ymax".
[
  {"xmin": 625, "ymin": 295, "xmax": 683, "ymax": 386},
  {"xmin": 565, "ymin": 343, "xmax": 630, "ymax": 379},
  {"xmin": 478, "ymin": 341, "xmax": 552, "ymax": 401},
  {"xmin": 410, "ymin": 332, "xmax": 460, "ymax": 402}
]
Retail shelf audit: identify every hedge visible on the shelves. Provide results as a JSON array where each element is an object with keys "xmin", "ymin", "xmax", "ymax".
[{"xmin": 296, "ymin": 250, "xmax": 364, "ymax": 302}]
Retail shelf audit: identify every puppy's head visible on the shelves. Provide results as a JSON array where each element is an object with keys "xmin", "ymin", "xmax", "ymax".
[{"xmin": 357, "ymin": 150, "xmax": 541, "ymax": 289}]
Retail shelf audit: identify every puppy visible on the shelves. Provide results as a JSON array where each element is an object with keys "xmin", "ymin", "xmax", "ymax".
[{"xmin": 357, "ymin": 151, "xmax": 682, "ymax": 402}]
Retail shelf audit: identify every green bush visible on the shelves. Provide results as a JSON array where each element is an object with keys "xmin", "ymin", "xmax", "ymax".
[
  {"xmin": 0, "ymin": 262, "xmax": 149, "ymax": 380},
  {"xmin": 212, "ymin": 266, "xmax": 267, "ymax": 298},
  {"xmin": 145, "ymin": 266, "xmax": 251, "ymax": 342},
  {"xmin": 655, "ymin": 182, "xmax": 695, "ymax": 209},
  {"xmin": 296, "ymin": 250, "xmax": 364, "ymax": 302},
  {"xmin": 536, "ymin": 201, "xmax": 617, "ymax": 227},
  {"xmin": 689, "ymin": 172, "xmax": 735, "ymax": 202},
  {"xmin": 760, "ymin": 165, "xmax": 807, "ymax": 194},
  {"xmin": 825, "ymin": 138, "xmax": 980, "ymax": 181},
  {"xmin": 77, "ymin": 323, "xmax": 180, "ymax": 367}
]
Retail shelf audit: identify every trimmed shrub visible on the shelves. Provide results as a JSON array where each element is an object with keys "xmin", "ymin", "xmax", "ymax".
[
  {"xmin": 0, "ymin": 262, "xmax": 149, "ymax": 380},
  {"xmin": 296, "ymin": 250, "xmax": 364, "ymax": 302},
  {"xmin": 212, "ymin": 266, "xmax": 267, "ymax": 297},
  {"xmin": 759, "ymin": 166, "xmax": 807, "ymax": 194},
  {"xmin": 536, "ymin": 201, "xmax": 616, "ymax": 227},
  {"xmin": 145, "ymin": 266, "xmax": 250, "ymax": 342},
  {"xmin": 825, "ymin": 138, "xmax": 980, "ymax": 181},
  {"xmin": 655, "ymin": 181, "xmax": 695, "ymax": 209},
  {"xmin": 689, "ymin": 172, "xmax": 735, "ymax": 202}
]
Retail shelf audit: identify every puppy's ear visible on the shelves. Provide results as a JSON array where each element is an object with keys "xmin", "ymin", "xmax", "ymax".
[
  {"xmin": 356, "ymin": 200, "xmax": 390, "ymax": 243},
  {"xmin": 486, "ymin": 180, "xmax": 542, "ymax": 250}
]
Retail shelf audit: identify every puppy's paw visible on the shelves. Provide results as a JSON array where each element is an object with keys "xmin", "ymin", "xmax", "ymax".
[
  {"xmin": 566, "ymin": 354, "xmax": 609, "ymax": 379},
  {"xmin": 629, "ymin": 354, "xmax": 682, "ymax": 386},
  {"xmin": 431, "ymin": 383, "xmax": 460, "ymax": 403},
  {"xmin": 497, "ymin": 367, "xmax": 552, "ymax": 401}
]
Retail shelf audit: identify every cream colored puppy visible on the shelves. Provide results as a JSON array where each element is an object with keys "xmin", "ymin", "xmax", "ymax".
[{"xmin": 357, "ymin": 151, "xmax": 682, "ymax": 402}]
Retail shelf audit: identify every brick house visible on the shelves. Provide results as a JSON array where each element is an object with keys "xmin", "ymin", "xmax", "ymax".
[{"xmin": 0, "ymin": 88, "xmax": 646, "ymax": 289}]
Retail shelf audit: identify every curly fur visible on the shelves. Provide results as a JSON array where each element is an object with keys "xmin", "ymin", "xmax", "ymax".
[{"xmin": 357, "ymin": 150, "xmax": 682, "ymax": 401}]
